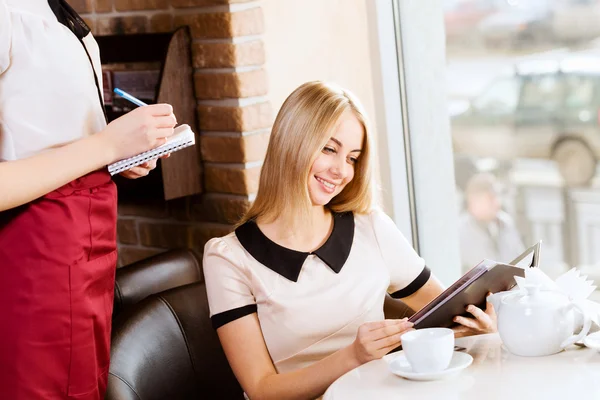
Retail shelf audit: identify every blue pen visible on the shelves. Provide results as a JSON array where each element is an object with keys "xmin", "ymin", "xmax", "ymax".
[{"xmin": 113, "ymin": 88, "xmax": 148, "ymax": 107}]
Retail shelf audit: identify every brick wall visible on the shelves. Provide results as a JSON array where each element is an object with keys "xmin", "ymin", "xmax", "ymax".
[{"xmin": 72, "ymin": 0, "xmax": 271, "ymax": 266}]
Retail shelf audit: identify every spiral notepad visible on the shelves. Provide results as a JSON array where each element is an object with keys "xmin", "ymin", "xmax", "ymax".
[{"xmin": 108, "ymin": 124, "xmax": 196, "ymax": 175}]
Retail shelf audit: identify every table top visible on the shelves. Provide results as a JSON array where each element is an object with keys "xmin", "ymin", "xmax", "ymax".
[{"xmin": 323, "ymin": 333, "xmax": 600, "ymax": 400}]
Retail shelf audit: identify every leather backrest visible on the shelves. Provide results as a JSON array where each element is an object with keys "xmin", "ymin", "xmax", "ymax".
[
  {"xmin": 383, "ymin": 294, "xmax": 415, "ymax": 320},
  {"xmin": 113, "ymin": 249, "xmax": 202, "ymax": 318},
  {"xmin": 106, "ymin": 282, "xmax": 244, "ymax": 400}
]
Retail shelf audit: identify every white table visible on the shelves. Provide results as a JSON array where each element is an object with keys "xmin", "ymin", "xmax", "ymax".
[{"xmin": 323, "ymin": 333, "xmax": 600, "ymax": 400}]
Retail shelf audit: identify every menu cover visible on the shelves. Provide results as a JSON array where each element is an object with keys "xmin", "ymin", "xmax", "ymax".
[{"xmin": 408, "ymin": 242, "xmax": 541, "ymax": 329}]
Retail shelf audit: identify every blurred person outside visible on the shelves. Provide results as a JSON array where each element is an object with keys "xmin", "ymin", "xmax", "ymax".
[{"xmin": 458, "ymin": 173, "xmax": 525, "ymax": 272}]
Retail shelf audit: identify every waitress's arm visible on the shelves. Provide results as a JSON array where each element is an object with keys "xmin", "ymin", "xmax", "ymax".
[
  {"xmin": 0, "ymin": 133, "xmax": 114, "ymax": 211},
  {"xmin": 0, "ymin": 104, "xmax": 176, "ymax": 212}
]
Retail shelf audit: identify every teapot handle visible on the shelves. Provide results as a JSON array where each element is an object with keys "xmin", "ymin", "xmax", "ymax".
[{"xmin": 560, "ymin": 302, "xmax": 592, "ymax": 349}]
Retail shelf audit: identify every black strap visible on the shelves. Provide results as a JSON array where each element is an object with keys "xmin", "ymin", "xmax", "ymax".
[
  {"xmin": 47, "ymin": 0, "xmax": 90, "ymax": 39},
  {"xmin": 48, "ymin": 0, "xmax": 108, "ymax": 123}
]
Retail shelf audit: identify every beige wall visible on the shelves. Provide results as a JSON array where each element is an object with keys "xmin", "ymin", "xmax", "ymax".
[{"xmin": 262, "ymin": 0, "xmax": 377, "ymax": 133}]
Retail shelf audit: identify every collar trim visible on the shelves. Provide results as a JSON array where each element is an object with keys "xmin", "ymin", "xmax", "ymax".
[{"xmin": 235, "ymin": 212, "xmax": 355, "ymax": 282}]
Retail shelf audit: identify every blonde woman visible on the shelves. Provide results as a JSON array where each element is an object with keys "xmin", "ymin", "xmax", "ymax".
[{"xmin": 203, "ymin": 81, "xmax": 495, "ymax": 399}]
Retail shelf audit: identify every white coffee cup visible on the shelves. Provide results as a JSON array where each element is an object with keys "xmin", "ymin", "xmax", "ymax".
[{"xmin": 400, "ymin": 328, "xmax": 455, "ymax": 373}]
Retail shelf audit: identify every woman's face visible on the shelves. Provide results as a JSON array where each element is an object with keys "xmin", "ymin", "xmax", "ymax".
[{"xmin": 308, "ymin": 111, "xmax": 364, "ymax": 207}]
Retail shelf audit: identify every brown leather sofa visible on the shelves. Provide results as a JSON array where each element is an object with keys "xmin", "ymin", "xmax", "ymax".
[
  {"xmin": 106, "ymin": 281, "xmax": 244, "ymax": 400},
  {"xmin": 113, "ymin": 249, "xmax": 202, "ymax": 318}
]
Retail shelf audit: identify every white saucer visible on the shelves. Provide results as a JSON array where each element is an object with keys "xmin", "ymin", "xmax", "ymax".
[
  {"xmin": 583, "ymin": 331, "xmax": 600, "ymax": 351},
  {"xmin": 388, "ymin": 351, "xmax": 473, "ymax": 381}
]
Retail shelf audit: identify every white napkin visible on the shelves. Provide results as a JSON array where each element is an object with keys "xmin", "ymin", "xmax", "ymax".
[{"xmin": 514, "ymin": 267, "xmax": 600, "ymax": 329}]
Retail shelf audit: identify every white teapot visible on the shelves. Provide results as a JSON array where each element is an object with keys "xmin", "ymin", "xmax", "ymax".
[{"xmin": 487, "ymin": 284, "xmax": 591, "ymax": 357}]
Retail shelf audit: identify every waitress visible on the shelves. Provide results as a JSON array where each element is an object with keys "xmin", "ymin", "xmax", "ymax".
[{"xmin": 0, "ymin": 0, "xmax": 177, "ymax": 398}]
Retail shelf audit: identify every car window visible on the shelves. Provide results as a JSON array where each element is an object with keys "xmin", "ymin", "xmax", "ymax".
[
  {"xmin": 564, "ymin": 75, "xmax": 596, "ymax": 109},
  {"xmin": 471, "ymin": 76, "xmax": 521, "ymax": 115},
  {"xmin": 520, "ymin": 74, "xmax": 562, "ymax": 111}
]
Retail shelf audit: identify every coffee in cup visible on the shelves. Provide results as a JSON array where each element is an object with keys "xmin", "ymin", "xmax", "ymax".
[{"xmin": 400, "ymin": 327, "xmax": 454, "ymax": 373}]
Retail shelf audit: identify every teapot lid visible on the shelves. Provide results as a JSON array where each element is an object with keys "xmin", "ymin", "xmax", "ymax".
[{"xmin": 502, "ymin": 284, "xmax": 568, "ymax": 308}]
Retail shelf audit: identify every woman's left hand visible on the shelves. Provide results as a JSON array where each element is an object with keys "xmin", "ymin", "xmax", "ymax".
[
  {"xmin": 452, "ymin": 293, "xmax": 497, "ymax": 338},
  {"xmin": 119, "ymin": 154, "xmax": 170, "ymax": 179}
]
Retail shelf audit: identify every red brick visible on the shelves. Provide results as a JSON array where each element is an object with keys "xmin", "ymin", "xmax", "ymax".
[
  {"xmin": 198, "ymin": 101, "xmax": 272, "ymax": 132},
  {"xmin": 204, "ymin": 165, "xmax": 260, "ymax": 195},
  {"xmin": 150, "ymin": 13, "xmax": 173, "ymax": 33},
  {"xmin": 194, "ymin": 69, "xmax": 267, "ymax": 100},
  {"xmin": 95, "ymin": 0, "xmax": 113, "ymax": 12},
  {"xmin": 200, "ymin": 131, "xmax": 269, "ymax": 163},
  {"xmin": 115, "ymin": 0, "xmax": 169, "ymax": 11},
  {"xmin": 70, "ymin": 0, "xmax": 93, "ymax": 13},
  {"xmin": 190, "ymin": 193, "xmax": 250, "ymax": 224},
  {"xmin": 192, "ymin": 41, "xmax": 265, "ymax": 68},
  {"xmin": 174, "ymin": 7, "xmax": 263, "ymax": 39}
]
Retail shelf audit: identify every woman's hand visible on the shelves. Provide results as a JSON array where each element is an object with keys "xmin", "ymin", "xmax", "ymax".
[
  {"xmin": 350, "ymin": 319, "xmax": 414, "ymax": 365},
  {"xmin": 119, "ymin": 154, "xmax": 170, "ymax": 179},
  {"xmin": 99, "ymin": 104, "xmax": 177, "ymax": 163},
  {"xmin": 452, "ymin": 293, "xmax": 497, "ymax": 338}
]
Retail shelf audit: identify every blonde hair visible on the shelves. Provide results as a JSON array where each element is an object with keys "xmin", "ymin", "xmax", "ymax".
[{"xmin": 238, "ymin": 81, "xmax": 374, "ymax": 227}]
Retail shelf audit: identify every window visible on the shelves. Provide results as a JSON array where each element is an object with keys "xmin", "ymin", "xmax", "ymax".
[
  {"xmin": 520, "ymin": 75, "xmax": 563, "ymax": 111},
  {"xmin": 564, "ymin": 75, "xmax": 596, "ymax": 109}
]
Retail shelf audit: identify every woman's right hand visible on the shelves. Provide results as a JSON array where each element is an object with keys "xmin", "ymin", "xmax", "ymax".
[
  {"xmin": 350, "ymin": 318, "xmax": 414, "ymax": 365},
  {"xmin": 98, "ymin": 104, "xmax": 177, "ymax": 163}
]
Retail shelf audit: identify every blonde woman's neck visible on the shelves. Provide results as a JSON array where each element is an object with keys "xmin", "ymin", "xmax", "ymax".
[{"xmin": 256, "ymin": 206, "xmax": 333, "ymax": 253}]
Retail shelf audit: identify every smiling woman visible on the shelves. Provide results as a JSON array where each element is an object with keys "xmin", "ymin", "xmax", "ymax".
[
  {"xmin": 308, "ymin": 113, "xmax": 364, "ymax": 206},
  {"xmin": 237, "ymin": 81, "xmax": 373, "ymax": 231},
  {"xmin": 201, "ymin": 81, "xmax": 496, "ymax": 400}
]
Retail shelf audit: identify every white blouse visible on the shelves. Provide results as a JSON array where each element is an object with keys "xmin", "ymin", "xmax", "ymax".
[
  {"xmin": 0, "ymin": 0, "xmax": 106, "ymax": 162},
  {"xmin": 203, "ymin": 209, "xmax": 430, "ymax": 375}
]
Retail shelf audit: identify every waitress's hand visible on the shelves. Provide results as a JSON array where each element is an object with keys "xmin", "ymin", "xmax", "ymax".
[
  {"xmin": 349, "ymin": 319, "xmax": 414, "ymax": 365},
  {"xmin": 99, "ymin": 104, "xmax": 177, "ymax": 163},
  {"xmin": 119, "ymin": 154, "xmax": 170, "ymax": 179},
  {"xmin": 452, "ymin": 293, "xmax": 497, "ymax": 338}
]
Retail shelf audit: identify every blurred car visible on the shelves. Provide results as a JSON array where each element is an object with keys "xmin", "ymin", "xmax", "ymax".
[
  {"xmin": 478, "ymin": 1, "xmax": 552, "ymax": 48},
  {"xmin": 451, "ymin": 56, "xmax": 600, "ymax": 186}
]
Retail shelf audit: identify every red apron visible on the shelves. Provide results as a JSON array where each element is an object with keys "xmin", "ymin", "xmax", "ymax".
[{"xmin": 0, "ymin": 169, "xmax": 117, "ymax": 399}]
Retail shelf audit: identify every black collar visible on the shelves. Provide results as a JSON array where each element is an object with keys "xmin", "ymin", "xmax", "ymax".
[{"xmin": 235, "ymin": 212, "xmax": 355, "ymax": 282}]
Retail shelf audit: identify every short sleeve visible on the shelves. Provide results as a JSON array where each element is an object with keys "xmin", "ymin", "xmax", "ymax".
[
  {"xmin": 0, "ymin": 0, "xmax": 11, "ymax": 74},
  {"xmin": 369, "ymin": 208, "xmax": 431, "ymax": 298},
  {"xmin": 203, "ymin": 237, "xmax": 257, "ymax": 329}
]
